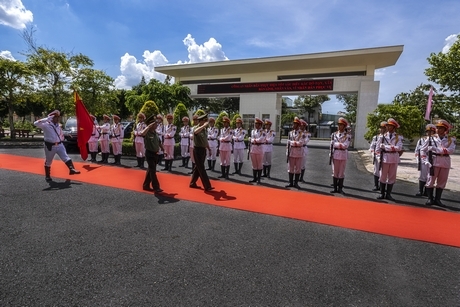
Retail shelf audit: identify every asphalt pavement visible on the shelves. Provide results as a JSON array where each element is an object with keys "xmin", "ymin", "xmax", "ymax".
[{"xmin": 1, "ymin": 142, "xmax": 460, "ymax": 306}]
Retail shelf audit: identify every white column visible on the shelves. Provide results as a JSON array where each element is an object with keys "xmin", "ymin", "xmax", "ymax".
[{"xmin": 355, "ymin": 80, "xmax": 380, "ymax": 149}]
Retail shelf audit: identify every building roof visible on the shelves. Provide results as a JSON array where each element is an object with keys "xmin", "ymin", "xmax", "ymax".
[{"xmin": 155, "ymin": 45, "xmax": 404, "ymax": 79}]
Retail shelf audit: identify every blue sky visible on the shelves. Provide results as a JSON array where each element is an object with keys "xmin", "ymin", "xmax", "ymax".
[{"xmin": 1, "ymin": 0, "xmax": 459, "ymax": 114}]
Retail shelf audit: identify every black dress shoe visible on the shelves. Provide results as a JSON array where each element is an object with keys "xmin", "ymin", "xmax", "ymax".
[
  {"xmin": 154, "ymin": 188, "xmax": 163, "ymax": 193},
  {"xmin": 385, "ymin": 195, "xmax": 395, "ymax": 201},
  {"xmin": 189, "ymin": 184, "xmax": 200, "ymax": 189},
  {"xmin": 205, "ymin": 187, "xmax": 215, "ymax": 191}
]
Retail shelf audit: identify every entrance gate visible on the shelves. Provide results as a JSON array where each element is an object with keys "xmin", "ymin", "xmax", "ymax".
[{"xmin": 155, "ymin": 45, "xmax": 403, "ymax": 149}]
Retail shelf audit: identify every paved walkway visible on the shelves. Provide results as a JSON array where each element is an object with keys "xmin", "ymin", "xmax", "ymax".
[{"xmin": 358, "ymin": 149, "xmax": 460, "ymax": 192}]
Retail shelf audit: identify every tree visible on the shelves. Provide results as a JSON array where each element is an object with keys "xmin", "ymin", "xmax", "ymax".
[
  {"xmin": 0, "ymin": 57, "xmax": 33, "ymax": 138},
  {"xmin": 125, "ymin": 78, "xmax": 193, "ymax": 115},
  {"xmin": 231, "ymin": 113, "xmax": 241, "ymax": 128},
  {"xmin": 194, "ymin": 97, "xmax": 239, "ymax": 115},
  {"xmin": 215, "ymin": 111, "xmax": 229, "ymax": 130},
  {"xmin": 365, "ymin": 104, "xmax": 422, "ymax": 142},
  {"xmin": 173, "ymin": 102, "xmax": 189, "ymax": 143},
  {"xmin": 425, "ymin": 35, "xmax": 460, "ymax": 95},
  {"xmin": 294, "ymin": 95, "xmax": 330, "ymax": 121},
  {"xmin": 71, "ymin": 68, "xmax": 118, "ymax": 117},
  {"xmin": 116, "ymin": 89, "xmax": 131, "ymax": 120},
  {"xmin": 139, "ymin": 100, "xmax": 160, "ymax": 124},
  {"xmin": 393, "ymin": 84, "xmax": 456, "ymax": 125},
  {"xmin": 26, "ymin": 48, "xmax": 93, "ymax": 114},
  {"xmin": 336, "ymin": 94, "xmax": 358, "ymax": 125},
  {"xmin": 22, "ymin": 27, "xmax": 94, "ymax": 114}
]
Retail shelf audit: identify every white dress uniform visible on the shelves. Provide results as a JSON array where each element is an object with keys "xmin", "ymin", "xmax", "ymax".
[
  {"xmin": 156, "ymin": 122, "xmax": 165, "ymax": 166},
  {"xmin": 33, "ymin": 111, "xmax": 80, "ymax": 181},
  {"xmin": 180, "ymin": 125, "xmax": 191, "ymax": 158},
  {"xmin": 287, "ymin": 129, "xmax": 306, "ymax": 174},
  {"xmin": 232, "ymin": 126, "xmax": 246, "ymax": 174},
  {"xmin": 110, "ymin": 121, "xmax": 124, "ymax": 165},
  {"xmin": 162, "ymin": 121, "xmax": 176, "ymax": 171},
  {"xmin": 34, "ymin": 115, "xmax": 70, "ymax": 166},
  {"xmin": 218, "ymin": 125, "xmax": 233, "ymax": 179},
  {"xmin": 375, "ymin": 121, "xmax": 403, "ymax": 201},
  {"xmin": 419, "ymin": 119, "xmax": 456, "ymax": 206},
  {"xmin": 299, "ymin": 130, "xmax": 310, "ymax": 182},
  {"xmin": 262, "ymin": 129, "xmax": 275, "ymax": 165},
  {"xmin": 99, "ymin": 122, "xmax": 110, "ymax": 152},
  {"xmin": 134, "ymin": 122, "xmax": 147, "ymax": 158},
  {"xmin": 420, "ymin": 132, "xmax": 456, "ymax": 204},
  {"xmin": 331, "ymin": 130, "xmax": 351, "ymax": 178},
  {"xmin": 207, "ymin": 125, "xmax": 219, "ymax": 165},
  {"xmin": 375, "ymin": 132, "xmax": 403, "ymax": 184},
  {"xmin": 88, "ymin": 119, "xmax": 100, "ymax": 162},
  {"xmin": 219, "ymin": 127, "xmax": 233, "ymax": 166},
  {"xmin": 179, "ymin": 123, "xmax": 191, "ymax": 168},
  {"xmin": 414, "ymin": 135, "xmax": 430, "ymax": 196},
  {"xmin": 250, "ymin": 128, "xmax": 266, "ymax": 175}
]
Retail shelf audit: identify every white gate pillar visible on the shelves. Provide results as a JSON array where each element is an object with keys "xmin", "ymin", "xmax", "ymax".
[{"xmin": 355, "ymin": 80, "xmax": 380, "ymax": 149}]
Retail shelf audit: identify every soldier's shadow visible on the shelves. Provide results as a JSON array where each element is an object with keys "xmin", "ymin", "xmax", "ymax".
[
  {"xmin": 82, "ymin": 164, "xmax": 102, "ymax": 172},
  {"xmin": 43, "ymin": 179, "xmax": 82, "ymax": 191},
  {"xmin": 154, "ymin": 192, "xmax": 180, "ymax": 204},
  {"xmin": 205, "ymin": 189, "xmax": 236, "ymax": 201}
]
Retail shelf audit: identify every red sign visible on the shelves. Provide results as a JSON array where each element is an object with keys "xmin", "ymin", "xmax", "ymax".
[{"xmin": 197, "ymin": 79, "xmax": 334, "ymax": 94}]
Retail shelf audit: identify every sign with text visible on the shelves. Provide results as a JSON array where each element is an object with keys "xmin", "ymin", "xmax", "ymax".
[{"xmin": 197, "ymin": 79, "xmax": 334, "ymax": 94}]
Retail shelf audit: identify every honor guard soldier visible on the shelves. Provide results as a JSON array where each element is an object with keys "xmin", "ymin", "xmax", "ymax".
[
  {"xmin": 249, "ymin": 117, "xmax": 266, "ymax": 184},
  {"xmin": 140, "ymin": 115, "xmax": 164, "ymax": 193},
  {"xmin": 110, "ymin": 115, "xmax": 124, "ymax": 165},
  {"xmin": 375, "ymin": 118, "xmax": 403, "ymax": 201},
  {"xmin": 414, "ymin": 124, "xmax": 436, "ymax": 196},
  {"xmin": 88, "ymin": 115, "xmax": 100, "ymax": 162},
  {"xmin": 286, "ymin": 117, "xmax": 306, "ymax": 188},
  {"xmin": 189, "ymin": 114, "xmax": 214, "ymax": 191},
  {"xmin": 330, "ymin": 117, "xmax": 351, "ymax": 194},
  {"xmin": 162, "ymin": 114, "xmax": 176, "ymax": 171},
  {"xmin": 179, "ymin": 116, "xmax": 191, "ymax": 168},
  {"xmin": 33, "ymin": 110, "xmax": 80, "ymax": 181},
  {"xmin": 421, "ymin": 119, "xmax": 456, "ymax": 206},
  {"xmin": 156, "ymin": 114, "xmax": 165, "ymax": 167},
  {"xmin": 207, "ymin": 117, "xmax": 218, "ymax": 171},
  {"xmin": 188, "ymin": 114, "xmax": 199, "ymax": 174},
  {"xmin": 232, "ymin": 117, "xmax": 246, "ymax": 175},
  {"xmin": 218, "ymin": 116, "xmax": 233, "ymax": 179},
  {"xmin": 298, "ymin": 119, "xmax": 310, "ymax": 183},
  {"xmin": 98, "ymin": 114, "xmax": 111, "ymax": 163},
  {"xmin": 134, "ymin": 113, "xmax": 147, "ymax": 169},
  {"xmin": 369, "ymin": 121, "xmax": 387, "ymax": 191},
  {"xmin": 261, "ymin": 119, "xmax": 275, "ymax": 178}
]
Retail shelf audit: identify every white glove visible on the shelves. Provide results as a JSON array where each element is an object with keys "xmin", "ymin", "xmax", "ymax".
[
  {"xmin": 427, "ymin": 146, "xmax": 433, "ymax": 152},
  {"xmin": 424, "ymin": 161, "xmax": 432, "ymax": 168},
  {"xmin": 380, "ymin": 144, "xmax": 385, "ymax": 149}
]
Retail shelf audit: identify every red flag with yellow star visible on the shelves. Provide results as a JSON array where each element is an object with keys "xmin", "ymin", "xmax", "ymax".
[{"xmin": 74, "ymin": 91, "xmax": 93, "ymax": 161}]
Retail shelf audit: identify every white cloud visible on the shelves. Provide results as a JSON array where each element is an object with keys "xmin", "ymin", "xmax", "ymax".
[
  {"xmin": 114, "ymin": 34, "xmax": 228, "ymax": 89},
  {"xmin": 442, "ymin": 33, "xmax": 459, "ymax": 53},
  {"xmin": 0, "ymin": 0, "xmax": 33, "ymax": 29},
  {"xmin": 114, "ymin": 50, "xmax": 169, "ymax": 89},
  {"xmin": 180, "ymin": 34, "xmax": 228, "ymax": 64},
  {"xmin": 0, "ymin": 50, "xmax": 15, "ymax": 60},
  {"xmin": 375, "ymin": 68, "xmax": 386, "ymax": 77}
]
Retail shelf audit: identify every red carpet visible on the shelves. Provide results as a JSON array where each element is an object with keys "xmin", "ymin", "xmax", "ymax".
[{"xmin": 1, "ymin": 153, "xmax": 459, "ymax": 248}]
